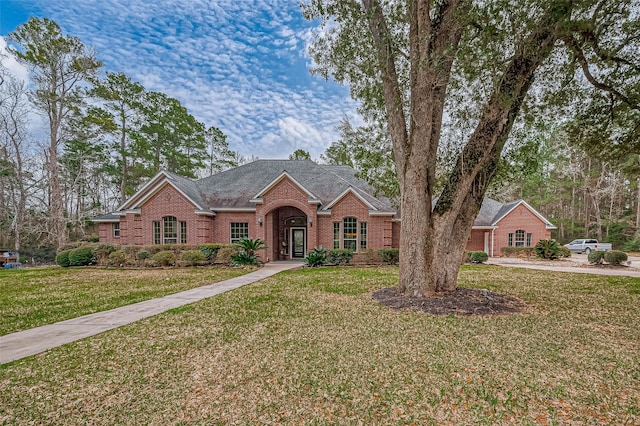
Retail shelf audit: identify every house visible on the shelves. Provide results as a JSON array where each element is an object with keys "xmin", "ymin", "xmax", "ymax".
[{"xmin": 94, "ymin": 160, "xmax": 555, "ymax": 259}]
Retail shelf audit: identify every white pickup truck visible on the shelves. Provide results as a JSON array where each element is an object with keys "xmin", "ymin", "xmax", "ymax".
[{"xmin": 564, "ymin": 239, "xmax": 612, "ymax": 254}]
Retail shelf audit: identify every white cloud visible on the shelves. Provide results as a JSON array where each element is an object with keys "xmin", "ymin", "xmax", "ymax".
[
  {"xmin": 4, "ymin": 0, "xmax": 361, "ymax": 160},
  {"xmin": 0, "ymin": 37, "xmax": 29, "ymax": 82}
]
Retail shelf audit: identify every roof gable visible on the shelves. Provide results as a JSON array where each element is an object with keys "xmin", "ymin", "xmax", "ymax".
[
  {"xmin": 492, "ymin": 200, "xmax": 556, "ymax": 229},
  {"xmin": 323, "ymin": 187, "xmax": 377, "ymax": 211},
  {"xmin": 118, "ymin": 171, "xmax": 203, "ymax": 211},
  {"xmin": 251, "ymin": 171, "xmax": 319, "ymax": 203}
]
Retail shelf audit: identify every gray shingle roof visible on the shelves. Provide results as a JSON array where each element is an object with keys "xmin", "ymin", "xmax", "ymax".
[
  {"xmin": 107, "ymin": 161, "xmax": 554, "ymax": 228},
  {"xmin": 195, "ymin": 160, "xmax": 395, "ymax": 211}
]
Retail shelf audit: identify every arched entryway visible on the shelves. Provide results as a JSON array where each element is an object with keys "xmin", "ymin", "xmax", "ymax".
[{"xmin": 268, "ymin": 206, "xmax": 307, "ymax": 260}]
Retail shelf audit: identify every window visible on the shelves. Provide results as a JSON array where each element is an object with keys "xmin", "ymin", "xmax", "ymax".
[
  {"xmin": 163, "ymin": 216, "xmax": 178, "ymax": 244},
  {"xmin": 526, "ymin": 233, "xmax": 532, "ymax": 247},
  {"xmin": 113, "ymin": 222, "xmax": 120, "ymax": 238},
  {"xmin": 508, "ymin": 233, "xmax": 513, "ymax": 247},
  {"xmin": 515, "ymin": 229, "xmax": 526, "ymax": 247},
  {"xmin": 230, "ymin": 222, "xmax": 249, "ymax": 243},
  {"xmin": 180, "ymin": 221, "xmax": 187, "ymax": 244},
  {"xmin": 153, "ymin": 221, "xmax": 161, "ymax": 244},
  {"xmin": 343, "ymin": 217, "xmax": 357, "ymax": 251},
  {"xmin": 360, "ymin": 222, "xmax": 368, "ymax": 249},
  {"xmin": 333, "ymin": 222, "xmax": 340, "ymax": 249}
]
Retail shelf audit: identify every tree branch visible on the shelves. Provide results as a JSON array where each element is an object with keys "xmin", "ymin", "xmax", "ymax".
[
  {"xmin": 565, "ymin": 36, "xmax": 640, "ymax": 112},
  {"xmin": 361, "ymin": 0, "xmax": 409, "ymax": 174}
]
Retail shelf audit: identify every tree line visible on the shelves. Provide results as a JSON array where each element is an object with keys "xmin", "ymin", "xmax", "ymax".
[{"xmin": 0, "ymin": 17, "xmax": 236, "ymax": 259}]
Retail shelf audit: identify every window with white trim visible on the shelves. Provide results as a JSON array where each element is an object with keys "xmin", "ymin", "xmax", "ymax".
[
  {"xmin": 526, "ymin": 233, "xmax": 532, "ymax": 247},
  {"xmin": 343, "ymin": 217, "xmax": 357, "ymax": 251},
  {"xmin": 230, "ymin": 222, "xmax": 249, "ymax": 243},
  {"xmin": 153, "ymin": 221, "xmax": 161, "ymax": 244},
  {"xmin": 515, "ymin": 229, "xmax": 526, "ymax": 247},
  {"xmin": 113, "ymin": 222, "xmax": 120, "ymax": 238},
  {"xmin": 180, "ymin": 221, "xmax": 187, "ymax": 244},
  {"xmin": 333, "ymin": 222, "xmax": 340, "ymax": 249},
  {"xmin": 163, "ymin": 216, "xmax": 178, "ymax": 244},
  {"xmin": 360, "ymin": 222, "xmax": 368, "ymax": 250}
]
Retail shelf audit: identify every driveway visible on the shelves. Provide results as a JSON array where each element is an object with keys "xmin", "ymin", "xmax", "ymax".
[{"xmin": 487, "ymin": 254, "xmax": 640, "ymax": 278}]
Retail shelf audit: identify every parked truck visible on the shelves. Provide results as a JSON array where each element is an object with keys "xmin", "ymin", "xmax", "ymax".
[{"xmin": 564, "ymin": 239, "xmax": 612, "ymax": 254}]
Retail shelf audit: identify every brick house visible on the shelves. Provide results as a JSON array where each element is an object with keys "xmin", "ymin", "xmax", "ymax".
[{"xmin": 94, "ymin": 160, "xmax": 554, "ymax": 259}]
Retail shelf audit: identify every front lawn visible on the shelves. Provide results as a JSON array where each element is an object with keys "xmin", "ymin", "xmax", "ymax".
[
  {"xmin": 0, "ymin": 267, "xmax": 251, "ymax": 335},
  {"xmin": 1, "ymin": 266, "xmax": 639, "ymax": 424}
]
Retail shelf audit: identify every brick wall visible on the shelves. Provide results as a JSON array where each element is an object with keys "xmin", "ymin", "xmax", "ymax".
[
  {"xmin": 98, "ymin": 222, "xmax": 120, "ymax": 244},
  {"xmin": 113, "ymin": 184, "xmax": 213, "ymax": 245},
  {"xmin": 493, "ymin": 204, "xmax": 551, "ymax": 254},
  {"xmin": 466, "ymin": 229, "xmax": 487, "ymax": 252},
  {"xmin": 317, "ymin": 192, "xmax": 393, "ymax": 251}
]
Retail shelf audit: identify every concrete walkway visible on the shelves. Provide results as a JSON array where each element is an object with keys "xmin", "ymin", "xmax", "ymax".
[{"xmin": 0, "ymin": 262, "xmax": 302, "ymax": 364}]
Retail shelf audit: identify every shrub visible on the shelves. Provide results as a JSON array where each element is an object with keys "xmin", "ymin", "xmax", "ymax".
[
  {"xmin": 379, "ymin": 248, "xmax": 400, "ymax": 265},
  {"xmin": 557, "ymin": 246, "xmax": 572, "ymax": 258},
  {"xmin": 604, "ymin": 250, "xmax": 628, "ymax": 266},
  {"xmin": 328, "ymin": 249, "xmax": 354, "ymax": 265},
  {"xmin": 55, "ymin": 249, "xmax": 72, "ymax": 267},
  {"xmin": 305, "ymin": 246, "xmax": 328, "ymax": 267},
  {"xmin": 231, "ymin": 252, "xmax": 259, "ymax": 266},
  {"xmin": 68, "ymin": 246, "xmax": 95, "ymax": 266},
  {"xmin": 215, "ymin": 246, "xmax": 239, "ymax": 264},
  {"xmin": 231, "ymin": 238, "xmax": 267, "ymax": 266},
  {"xmin": 180, "ymin": 250, "xmax": 207, "ymax": 266},
  {"xmin": 153, "ymin": 250, "xmax": 176, "ymax": 266},
  {"xmin": 198, "ymin": 244, "xmax": 224, "ymax": 262},
  {"xmin": 234, "ymin": 238, "xmax": 267, "ymax": 257},
  {"xmin": 588, "ymin": 250, "xmax": 605, "ymax": 265},
  {"xmin": 108, "ymin": 250, "xmax": 127, "ymax": 266},
  {"xmin": 535, "ymin": 239, "xmax": 560, "ymax": 260},
  {"xmin": 94, "ymin": 243, "xmax": 116, "ymax": 265},
  {"xmin": 467, "ymin": 251, "xmax": 488, "ymax": 264},
  {"xmin": 500, "ymin": 246, "xmax": 517, "ymax": 257},
  {"xmin": 137, "ymin": 250, "xmax": 151, "ymax": 261}
]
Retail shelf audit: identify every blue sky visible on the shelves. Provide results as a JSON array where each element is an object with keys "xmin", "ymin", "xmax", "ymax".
[{"xmin": 0, "ymin": 0, "xmax": 359, "ymax": 159}]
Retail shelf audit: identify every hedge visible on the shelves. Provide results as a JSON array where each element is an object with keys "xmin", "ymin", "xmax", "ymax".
[
  {"xmin": 68, "ymin": 246, "xmax": 95, "ymax": 266},
  {"xmin": 379, "ymin": 248, "xmax": 400, "ymax": 265}
]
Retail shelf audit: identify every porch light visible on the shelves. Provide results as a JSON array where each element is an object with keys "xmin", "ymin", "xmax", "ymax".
[
  {"xmin": 258, "ymin": 217, "xmax": 263, "ymax": 227},
  {"xmin": 308, "ymin": 217, "xmax": 313, "ymax": 227}
]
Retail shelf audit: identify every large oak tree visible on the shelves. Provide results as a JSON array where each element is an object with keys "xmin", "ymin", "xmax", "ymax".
[{"xmin": 303, "ymin": 0, "xmax": 640, "ymax": 296}]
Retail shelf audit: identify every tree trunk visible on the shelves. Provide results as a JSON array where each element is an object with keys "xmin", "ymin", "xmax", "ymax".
[
  {"xmin": 361, "ymin": 0, "xmax": 573, "ymax": 295},
  {"xmin": 120, "ymin": 112, "xmax": 128, "ymax": 204}
]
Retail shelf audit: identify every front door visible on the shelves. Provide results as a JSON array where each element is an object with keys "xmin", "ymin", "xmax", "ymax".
[{"xmin": 291, "ymin": 228, "xmax": 306, "ymax": 258}]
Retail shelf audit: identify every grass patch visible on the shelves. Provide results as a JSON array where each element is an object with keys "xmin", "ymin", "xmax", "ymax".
[
  {"xmin": 1, "ymin": 266, "xmax": 639, "ymax": 424},
  {"xmin": 0, "ymin": 267, "xmax": 251, "ymax": 335}
]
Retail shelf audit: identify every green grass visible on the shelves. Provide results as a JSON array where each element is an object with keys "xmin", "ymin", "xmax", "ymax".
[
  {"xmin": 0, "ymin": 266, "xmax": 251, "ymax": 335},
  {"xmin": 1, "ymin": 266, "xmax": 639, "ymax": 424}
]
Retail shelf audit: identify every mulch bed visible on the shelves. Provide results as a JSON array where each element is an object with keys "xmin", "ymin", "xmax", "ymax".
[{"xmin": 372, "ymin": 286, "xmax": 527, "ymax": 317}]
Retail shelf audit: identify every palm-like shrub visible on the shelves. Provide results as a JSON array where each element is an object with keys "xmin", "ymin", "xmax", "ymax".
[
  {"xmin": 305, "ymin": 246, "xmax": 328, "ymax": 267},
  {"xmin": 535, "ymin": 239, "xmax": 559, "ymax": 260},
  {"xmin": 232, "ymin": 238, "xmax": 267, "ymax": 266}
]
